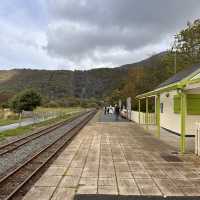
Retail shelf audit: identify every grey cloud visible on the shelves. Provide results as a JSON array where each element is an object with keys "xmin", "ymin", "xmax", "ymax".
[
  {"xmin": 46, "ymin": 0, "xmax": 200, "ymax": 67},
  {"xmin": 47, "ymin": 22, "xmax": 158, "ymax": 58},
  {"xmin": 49, "ymin": 0, "xmax": 200, "ymax": 30}
]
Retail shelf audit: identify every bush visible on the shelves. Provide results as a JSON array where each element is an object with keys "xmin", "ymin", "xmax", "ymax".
[
  {"xmin": 10, "ymin": 89, "xmax": 42, "ymax": 113},
  {"xmin": 1, "ymin": 102, "xmax": 9, "ymax": 109},
  {"xmin": 45, "ymin": 101, "xmax": 60, "ymax": 108}
]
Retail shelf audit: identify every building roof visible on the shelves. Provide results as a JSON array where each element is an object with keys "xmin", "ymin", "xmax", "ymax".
[
  {"xmin": 136, "ymin": 64, "xmax": 200, "ymax": 99},
  {"xmin": 156, "ymin": 64, "xmax": 200, "ymax": 89}
]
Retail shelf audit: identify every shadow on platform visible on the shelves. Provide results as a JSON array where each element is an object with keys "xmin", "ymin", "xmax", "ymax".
[
  {"xmin": 75, "ymin": 194, "xmax": 200, "ymax": 200},
  {"xmin": 98, "ymin": 111, "xmax": 127, "ymax": 122}
]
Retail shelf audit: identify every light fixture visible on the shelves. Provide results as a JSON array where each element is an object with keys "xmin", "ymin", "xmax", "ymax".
[{"xmin": 177, "ymin": 88, "xmax": 183, "ymax": 94}]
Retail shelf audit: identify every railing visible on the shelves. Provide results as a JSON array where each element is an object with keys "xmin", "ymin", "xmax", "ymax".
[
  {"xmin": 131, "ymin": 111, "xmax": 156, "ymax": 124},
  {"xmin": 121, "ymin": 110, "xmax": 156, "ymax": 125}
]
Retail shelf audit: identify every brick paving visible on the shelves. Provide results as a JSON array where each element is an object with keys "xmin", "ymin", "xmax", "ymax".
[{"xmin": 22, "ymin": 112, "xmax": 200, "ymax": 200}]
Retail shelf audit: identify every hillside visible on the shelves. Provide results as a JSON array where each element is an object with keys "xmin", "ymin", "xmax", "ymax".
[
  {"xmin": 0, "ymin": 52, "xmax": 171, "ymax": 103},
  {"xmin": 0, "ymin": 67, "xmax": 128, "ymax": 101}
]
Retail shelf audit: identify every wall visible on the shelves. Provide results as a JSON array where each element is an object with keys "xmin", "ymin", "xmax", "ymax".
[
  {"xmin": 160, "ymin": 88, "xmax": 200, "ymax": 136},
  {"xmin": 160, "ymin": 90, "xmax": 181, "ymax": 134},
  {"xmin": 186, "ymin": 83, "xmax": 200, "ymax": 135},
  {"xmin": 131, "ymin": 110, "xmax": 156, "ymax": 124}
]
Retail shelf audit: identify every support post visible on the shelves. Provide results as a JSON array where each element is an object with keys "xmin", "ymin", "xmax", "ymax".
[
  {"xmin": 145, "ymin": 98, "xmax": 148, "ymax": 129},
  {"xmin": 138, "ymin": 99, "xmax": 141, "ymax": 125},
  {"xmin": 180, "ymin": 92, "xmax": 187, "ymax": 154},
  {"xmin": 156, "ymin": 95, "xmax": 160, "ymax": 138}
]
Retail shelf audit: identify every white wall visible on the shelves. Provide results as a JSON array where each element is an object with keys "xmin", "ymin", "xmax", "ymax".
[
  {"xmin": 160, "ymin": 90, "xmax": 181, "ymax": 134},
  {"xmin": 131, "ymin": 111, "xmax": 155, "ymax": 124},
  {"xmin": 160, "ymin": 89, "xmax": 200, "ymax": 136},
  {"xmin": 186, "ymin": 84, "xmax": 200, "ymax": 135}
]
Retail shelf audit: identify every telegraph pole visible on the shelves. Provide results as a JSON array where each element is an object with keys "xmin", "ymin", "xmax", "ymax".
[
  {"xmin": 174, "ymin": 50, "xmax": 177, "ymax": 74},
  {"xmin": 173, "ymin": 38, "xmax": 177, "ymax": 74}
]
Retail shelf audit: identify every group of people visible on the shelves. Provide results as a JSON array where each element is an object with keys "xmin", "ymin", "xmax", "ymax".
[{"xmin": 104, "ymin": 104, "xmax": 120, "ymax": 120}]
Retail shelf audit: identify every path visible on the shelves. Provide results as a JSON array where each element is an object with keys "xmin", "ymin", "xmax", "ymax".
[{"xmin": 0, "ymin": 118, "xmax": 42, "ymax": 133}]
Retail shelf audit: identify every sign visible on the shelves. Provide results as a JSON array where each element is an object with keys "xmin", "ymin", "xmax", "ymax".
[{"xmin": 126, "ymin": 97, "xmax": 131, "ymax": 120}]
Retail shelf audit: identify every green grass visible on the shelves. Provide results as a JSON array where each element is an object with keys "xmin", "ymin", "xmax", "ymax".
[
  {"xmin": 34, "ymin": 107, "xmax": 83, "ymax": 114},
  {"xmin": 0, "ymin": 111, "xmax": 82, "ymax": 140},
  {"xmin": 0, "ymin": 107, "xmax": 83, "ymax": 127},
  {"xmin": 0, "ymin": 118, "xmax": 19, "ymax": 126},
  {"xmin": 0, "ymin": 126, "xmax": 33, "ymax": 139}
]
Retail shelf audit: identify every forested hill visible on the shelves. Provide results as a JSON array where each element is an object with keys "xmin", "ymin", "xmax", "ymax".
[
  {"xmin": 0, "ymin": 67, "xmax": 127, "ymax": 100},
  {"xmin": 0, "ymin": 52, "xmax": 169, "ymax": 101}
]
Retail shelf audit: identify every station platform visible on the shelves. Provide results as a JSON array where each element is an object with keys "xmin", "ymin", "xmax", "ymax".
[{"xmin": 22, "ymin": 111, "xmax": 200, "ymax": 200}]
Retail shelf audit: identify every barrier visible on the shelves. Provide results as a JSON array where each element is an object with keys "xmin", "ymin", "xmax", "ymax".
[{"xmin": 121, "ymin": 110, "xmax": 156, "ymax": 125}]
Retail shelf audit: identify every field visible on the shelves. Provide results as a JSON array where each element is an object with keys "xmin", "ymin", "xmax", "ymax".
[
  {"xmin": 34, "ymin": 107, "xmax": 83, "ymax": 114},
  {"xmin": 0, "ymin": 118, "xmax": 19, "ymax": 126},
  {"xmin": 0, "ymin": 107, "xmax": 84, "ymax": 140}
]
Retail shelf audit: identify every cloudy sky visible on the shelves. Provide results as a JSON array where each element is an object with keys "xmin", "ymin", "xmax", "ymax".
[{"xmin": 0, "ymin": 0, "xmax": 200, "ymax": 70}]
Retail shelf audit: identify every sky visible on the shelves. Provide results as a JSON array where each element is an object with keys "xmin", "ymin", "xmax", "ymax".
[{"xmin": 0, "ymin": 0, "xmax": 200, "ymax": 70}]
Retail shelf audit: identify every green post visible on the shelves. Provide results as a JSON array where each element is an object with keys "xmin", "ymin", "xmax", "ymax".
[
  {"xmin": 145, "ymin": 98, "xmax": 148, "ymax": 129},
  {"xmin": 156, "ymin": 95, "xmax": 160, "ymax": 138},
  {"xmin": 180, "ymin": 92, "xmax": 187, "ymax": 154},
  {"xmin": 138, "ymin": 99, "xmax": 141, "ymax": 125}
]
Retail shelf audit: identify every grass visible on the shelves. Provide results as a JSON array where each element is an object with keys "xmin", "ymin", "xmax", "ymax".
[
  {"xmin": 0, "ymin": 118, "xmax": 19, "ymax": 126},
  {"xmin": 0, "ymin": 107, "xmax": 83, "ymax": 127},
  {"xmin": 0, "ymin": 126, "xmax": 33, "ymax": 139},
  {"xmin": 0, "ymin": 109, "xmax": 84, "ymax": 140},
  {"xmin": 34, "ymin": 107, "xmax": 83, "ymax": 113}
]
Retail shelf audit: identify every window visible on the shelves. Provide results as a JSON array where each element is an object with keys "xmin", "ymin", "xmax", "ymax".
[
  {"xmin": 160, "ymin": 103, "xmax": 164, "ymax": 113},
  {"xmin": 173, "ymin": 94, "xmax": 200, "ymax": 115},
  {"xmin": 174, "ymin": 95, "xmax": 180, "ymax": 114}
]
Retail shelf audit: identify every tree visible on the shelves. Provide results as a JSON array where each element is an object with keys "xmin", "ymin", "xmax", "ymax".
[
  {"xmin": 105, "ymin": 89, "xmax": 122, "ymax": 105},
  {"xmin": 175, "ymin": 19, "xmax": 200, "ymax": 64},
  {"xmin": 10, "ymin": 89, "xmax": 42, "ymax": 113}
]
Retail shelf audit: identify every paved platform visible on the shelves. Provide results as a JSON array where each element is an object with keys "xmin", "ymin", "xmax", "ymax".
[
  {"xmin": 99, "ymin": 112, "xmax": 127, "ymax": 122},
  {"xmin": 22, "ymin": 112, "xmax": 200, "ymax": 200},
  {"xmin": 145, "ymin": 125, "xmax": 195, "ymax": 153}
]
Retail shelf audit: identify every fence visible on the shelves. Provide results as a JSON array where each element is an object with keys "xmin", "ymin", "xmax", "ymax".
[{"xmin": 121, "ymin": 110, "xmax": 156, "ymax": 125}]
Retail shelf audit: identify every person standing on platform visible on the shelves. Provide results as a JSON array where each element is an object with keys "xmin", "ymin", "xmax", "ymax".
[
  {"xmin": 107, "ymin": 106, "xmax": 110, "ymax": 114},
  {"xmin": 115, "ymin": 104, "xmax": 120, "ymax": 121},
  {"xmin": 104, "ymin": 106, "xmax": 107, "ymax": 115},
  {"xmin": 109, "ymin": 105, "xmax": 114, "ymax": 115}
]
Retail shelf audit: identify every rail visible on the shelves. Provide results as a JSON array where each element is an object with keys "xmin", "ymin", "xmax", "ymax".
[{"xmin": 0, "ymin": 110, "xmax": 96, "ymax": 200}]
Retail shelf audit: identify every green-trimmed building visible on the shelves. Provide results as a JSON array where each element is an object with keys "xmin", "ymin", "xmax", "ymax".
[{"xmin": 136, "ymin": 65, "xmax": 200, "ymax": 154}]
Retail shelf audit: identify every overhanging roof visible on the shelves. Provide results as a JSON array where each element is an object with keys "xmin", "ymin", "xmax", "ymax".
[
  {"xmin": 136, "ymin": 64, "xmax": 200, "ymax": 99},
  {"xmin": 156, "ymin": 64, "xmax": 200, "ymax": 89}
]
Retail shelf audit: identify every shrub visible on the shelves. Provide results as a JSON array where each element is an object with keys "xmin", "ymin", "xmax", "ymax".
[{"xmin": 10, "ymin": 89, "xmax": 41, "ymax": 113}]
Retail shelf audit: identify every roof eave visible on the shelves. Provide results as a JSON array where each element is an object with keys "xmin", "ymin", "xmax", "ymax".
[
  {"xmin": 136, "ymin": 82, "xmax": 184, "ymax": 99},
  {"xmin": 188, "ymin": 77, "xmax": 200, "ymax": 85}
]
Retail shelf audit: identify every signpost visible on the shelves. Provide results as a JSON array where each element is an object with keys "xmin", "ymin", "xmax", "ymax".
[{"xmin": 127, "ymin": 97, "xmax": 131, "ymax": 120}]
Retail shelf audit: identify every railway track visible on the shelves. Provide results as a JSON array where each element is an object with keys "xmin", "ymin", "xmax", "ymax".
[
  {"xmin": 0, "ymin": 110, "xmax": 96, "ymax": 200},
  {"xmin": 0, "ymin": 111, "xmax": 83, "ymax": 156}
]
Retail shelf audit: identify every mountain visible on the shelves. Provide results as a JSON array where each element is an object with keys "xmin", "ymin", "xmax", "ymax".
[
  {"xmin": 0, "ymin": 68, "xmax": 127, "ymax": 100},
  {"xmin": 0, "ymin": 52, "xmax": 169, "ymax": 103},
  {"xmin": 119, "ymin": 51, "xmax": 167, "ymax": 69}
]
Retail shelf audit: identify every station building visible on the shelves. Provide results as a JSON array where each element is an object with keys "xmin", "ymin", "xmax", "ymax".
[{"xmin": 136, "ymin": 64, "xmax": 200, "ymax": 153}]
